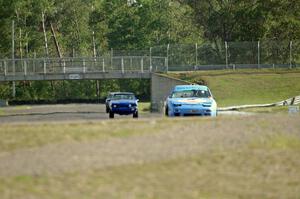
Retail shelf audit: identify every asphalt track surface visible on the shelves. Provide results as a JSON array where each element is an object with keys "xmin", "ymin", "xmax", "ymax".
[
  {"xmin": 0, "ymin": 104, "xmax": 251, "ymax": 124},
  {"xmin": 0, "ymin": 104, "xmax": 161, "ymax": 124}
]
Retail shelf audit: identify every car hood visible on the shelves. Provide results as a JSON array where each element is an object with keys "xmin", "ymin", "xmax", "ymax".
[
  {"xmin": 110, "ymin": 99, "xmax": 137, "ymax": 104},
  {"xmin": 169, "ymin": 97, "xmax": 214, "ymax": 105}
]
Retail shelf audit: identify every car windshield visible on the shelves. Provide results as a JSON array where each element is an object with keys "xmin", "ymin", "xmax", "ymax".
[
  {"xmin": 112, "ymin": 94, "xmax": 135, "ymax": 100},
  {"xmin": 171, "ymin": 89, "xmax": 211, "ymax": 98}
]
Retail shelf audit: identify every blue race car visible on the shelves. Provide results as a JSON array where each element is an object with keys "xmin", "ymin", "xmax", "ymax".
[
  {"xmin": 165, "ymin": 85, "xmax": 217, "ymax": 117},
  {"xmin": 106, "ymin": 92, "xmax": 139, "ymax": 118}
]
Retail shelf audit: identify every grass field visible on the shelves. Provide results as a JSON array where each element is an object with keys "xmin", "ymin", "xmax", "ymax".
[
  {"xmin": 169, "ymin": 68, "xmax": 300, "ymax": 107},
  {"xmin": 0, "ymin": 68, "xmax": 300, "ymax": 198},
  {"xmin": 0, "ymin": 115, "xmax": 299, "ymax": 198}
]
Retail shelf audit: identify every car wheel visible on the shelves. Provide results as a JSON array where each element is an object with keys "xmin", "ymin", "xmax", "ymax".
[
  {"xmin": 109, "ymin": 111, "xmax": 114, "ymax": 118},
  {"xmin": 165, "ymin": 106, "xmax": 169, "ymax": 116},
  {"xmin": 133, "ymin": 111, "xmax": 139, "ymax": 118}
]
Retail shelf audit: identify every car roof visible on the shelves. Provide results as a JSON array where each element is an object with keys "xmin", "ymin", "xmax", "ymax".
[
  {"xmin": 108, "ymin": 92, "xmax": 134, "ymax": 95},
  {"xmin": 173, "ymin": 85, "xmax": 208, "ymax": 91}
]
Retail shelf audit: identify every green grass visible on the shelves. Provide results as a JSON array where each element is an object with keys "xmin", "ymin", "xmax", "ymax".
[
  {"xmin": 242, "ymin": 105, "xmax": 295, "ymax": 113},
  {"xmin": 169, "ymin": 68, "xmax": 300, "ymax": 107},
  {"xmin": 0, "ymin": 105, "xmax": 31, "ymax": 116},
  {"xmin": 139, "ymin": 102, "xmax": 151, "ymax": 113},
  {"xmin": 10, "ymin": 106, "xmax": 32, "ymax": 110}
]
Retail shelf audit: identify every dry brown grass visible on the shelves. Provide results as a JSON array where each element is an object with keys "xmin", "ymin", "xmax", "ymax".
[{"xmin": 0, "ymin": 114, "xmax": 299, "ymax": 198}]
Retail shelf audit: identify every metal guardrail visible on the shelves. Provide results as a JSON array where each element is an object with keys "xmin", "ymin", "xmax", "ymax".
[
  {"xmin": 0, "ymin": 56, "xmax": 167, "ymax": 76},
  {"xmin": 1, "ymin": 57, "xmax": 299, "ymax": 78},
  {"xmin": 1, "ymin": 56, "xmax": 299, "ymax": 78},
  {"xmin": 218, "ymin": 95, "xmax": 300, "ymax": 111},
  {"xmin": 293, "ymin": 96, "xmax": 300, "ymax": 105}
]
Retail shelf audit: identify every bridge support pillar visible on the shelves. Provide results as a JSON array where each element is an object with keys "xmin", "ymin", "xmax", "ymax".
[{"xmin": 151, "ymin": 73, "xmax": 190, "ymax": 112}]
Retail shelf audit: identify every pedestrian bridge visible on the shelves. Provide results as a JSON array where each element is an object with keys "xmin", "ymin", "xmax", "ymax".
[
  {"xmin": 0, "ymin": 56, "xmax": 167, "ymax": 81},
  {"xmin": 0, "ymin": 56, "xmax": 190, "ymax": 112}
]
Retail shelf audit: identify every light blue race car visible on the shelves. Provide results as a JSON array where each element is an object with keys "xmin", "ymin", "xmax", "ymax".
[{"xmin": 165, "ymin": 85, "xmax": 217, "ymax": 117}]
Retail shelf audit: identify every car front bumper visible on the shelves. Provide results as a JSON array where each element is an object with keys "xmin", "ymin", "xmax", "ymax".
[
  {"xmin": 171, "ymin": 105, "xmax": 216, "ymax": 116},
  {"xmin": 111, "ymin": 107, "xmax": 137, "ymax": 115}
]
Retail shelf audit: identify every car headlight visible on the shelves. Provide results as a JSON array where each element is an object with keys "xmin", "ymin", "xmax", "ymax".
[
  {"xmin": 202, "ymin": 103, "xmax": 212, "ymax": 107},
  {"xmin": 112, "ymin": 104, "xmax": 117, "ymax": 108}
]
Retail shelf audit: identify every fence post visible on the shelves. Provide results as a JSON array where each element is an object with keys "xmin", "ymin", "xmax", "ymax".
[
  {"xmin": 225, "ymin": 41, "xmax": 228, "ymax": 69},
  {"xmin": 4, "ymin": 60, "xmax": 7, "ymax": 76},
  {"xmin": 121, "ymin": 57, "xmax": 124, "ymax": 73},
  {"xmin": 289, "ymin": 41, "xmax": 293, "ymax": 69},
  {"xmin": 33, "ymin": 52, "xmax": 36, "ymax": 73},
  {"xmin": 12, "ymin": 20, "xmax": 15, "ymax": 75},
  {"xmin": 24, "ymin": 60, "xmax": 27, "ymax": 76},
  {"xmin": 12, "ymin": 20, "xmax": 16, "ymax": 98},
  {"xmin": 257, "ymin": 41, "xmax": 260, "ymax": 69},
  {"xmin": 111, "ymin": 48, "xmax": 113, "ymax": 68},
  {"xmin": 83, "ymin": 58, "xmax": 86, "ymax": 73},
  {"xmin": 43, "ymin": 59, "xmax": 47, "ymax": 74},
  {"xmin": 150, "ymin": 47, "xmax": 152, "ymax": 72},
  {"xmin": 63, "ymin": 59, "xmax": 66, "ymax": 74},
  {"xmin": 195, "ymin": 43, "xmax": 198, "ymax": 70},
  {"xmin": 102, "ymin": 58, "xmax": 105, "ymax": 72},
  {"xmin": 141, "ymin": 57, "xmax": 144, "ymax": 73},
  {"xmin": 166, "ymin": 44, "xmax": 169, "ymax": 72}
]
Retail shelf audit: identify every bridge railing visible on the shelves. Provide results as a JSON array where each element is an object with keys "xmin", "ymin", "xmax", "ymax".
[{"xmin": 0, "ymin": 56, "xmax": 167, "ymax": 76}]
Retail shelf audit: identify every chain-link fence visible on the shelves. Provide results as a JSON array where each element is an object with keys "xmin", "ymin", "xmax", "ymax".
[
  {"xmin": 150, "ymin": 40, "xmax": 300, "ymax": 71},
  {"xmin": 1, "ymin": 40, "xmax": 299, "ymax": 76}
]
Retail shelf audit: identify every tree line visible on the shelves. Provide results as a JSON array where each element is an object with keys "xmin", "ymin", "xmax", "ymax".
[{"xmin": 0, "ymin": 0, "xmax": 299, "ymax": 102}]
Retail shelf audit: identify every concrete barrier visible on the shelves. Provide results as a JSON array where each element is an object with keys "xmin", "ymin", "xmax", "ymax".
[
  {"xmin": 151, "ymin": 73, "xmax": 191, "ymax": 112},
  {"xmin": 0, "ymin": 99, "xmax": 8, "ymax": 107}
]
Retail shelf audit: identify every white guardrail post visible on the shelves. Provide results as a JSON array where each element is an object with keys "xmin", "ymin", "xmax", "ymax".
[
  {"xmin": 102, "ymin": 58, "xmax": 105, "ymax": 72},
  {"xmin": 195, "ymin": 43, "xmax": 198, "ymax": 70},
  {"xmin": 289, "ymin": 41, "xmax": 293, "ymax": 69},
  {"xmin": 166, "ymin": 44, "xmax": 169, "ymax": 72},
  {"xmin": 43, "ymin": 59, "xmax": 47, "ymax": 74},
  {"xmin": 150, "ymin": 47, "xmax": 152, "ymax": 72},
  {"xmin": 141, "ymin": 57, "xmax": 144, "ymax": 73},
  {"xmin": 225, "ymin": 41, "xmax": 228, "ymax": 69},
  {"xmin": 121, "ymin": 57, "xmax": 124, "ymax": 73},
  {"xmin": 63, "ymin": 59, "xmax": 66, "ymax": 74},
  {"xmin": 4, "ymin": 60, "xmax": 7, "ymax": 76},
  {"xmin": 24, "ymin": 60, "xmax": 27, "ymax": 76},
  {"xmin": 257, "ymin": 41, "xmax": 260, "ymax": 69},
  {"xmin": 82, "ymin": 58, "xmax": 86, "ymax": 73}
]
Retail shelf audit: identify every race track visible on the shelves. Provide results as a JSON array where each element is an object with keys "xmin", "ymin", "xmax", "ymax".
[
  {"xmin": 0, "ymin": 104, "xmax": 161, "ymax": 124},
  {"xmin": 0, "ymin": 104, "xmax": 252, "ymax": 124}
]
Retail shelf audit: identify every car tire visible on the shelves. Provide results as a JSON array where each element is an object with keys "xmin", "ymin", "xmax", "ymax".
[
  {"xmin": 133, "ymin": 111, "xmax": 139, "ymax": 118},
  {"xmin": 109, "ymin": 111, "xmax": 114, "ymax": 119},
  {"xmin": 165, "ymin": 106, "xmax": 169, "ymax": 116}
]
